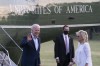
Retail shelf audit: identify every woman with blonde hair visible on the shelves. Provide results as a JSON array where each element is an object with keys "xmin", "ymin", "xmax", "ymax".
[{"xmin": 73, "ymin": 30, "xmax": 92, "ymax": 66}]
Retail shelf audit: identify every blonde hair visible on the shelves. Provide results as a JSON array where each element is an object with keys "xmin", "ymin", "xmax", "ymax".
[{"xmin": 76, "ymin": 30, "xmax": 88, "ymax": 42}]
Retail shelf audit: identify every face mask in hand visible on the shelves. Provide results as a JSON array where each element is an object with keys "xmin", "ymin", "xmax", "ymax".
[{"xmin": 64, "ymin": 31, "xmax": 69, "ymax": 35}]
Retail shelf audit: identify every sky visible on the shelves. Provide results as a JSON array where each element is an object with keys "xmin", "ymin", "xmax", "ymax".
[
  {"xmin": 0, "ymin": 0, "xmax": 27, "ymax": 6},
  {"xmin": 0, "ymin": 0, "xmax": 100, "ymax": 6},
  {"xmin": 39, "ymin": 0, "xmax": 100, "ymax": 6}
]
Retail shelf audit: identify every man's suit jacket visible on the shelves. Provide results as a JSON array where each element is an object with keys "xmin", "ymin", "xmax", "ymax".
[
  {"xmin": 20, "ymin": 36, "xmax": 41, "ymax": 66},
  {"xmin": 54, "ymin": 34, "xmax": 74, "ymax": 62}
]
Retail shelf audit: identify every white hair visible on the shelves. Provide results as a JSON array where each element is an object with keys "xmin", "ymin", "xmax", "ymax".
[
  {"xmin": 76, "ymin": 30, "xmax": 88, "ymax": 42},
  {"xmin": 31, "ymin": 24, "xmax": 40, "ymax": 30}
]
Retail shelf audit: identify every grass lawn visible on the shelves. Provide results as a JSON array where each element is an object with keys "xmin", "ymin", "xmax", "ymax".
[{"xmin": 40, "ymin": 39, "xmax": 100, "ymax": 66}]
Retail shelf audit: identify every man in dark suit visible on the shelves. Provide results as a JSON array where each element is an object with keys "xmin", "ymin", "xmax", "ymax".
[
  {"xmin": 54, "ymin": 25, "xmax": 74, "ymax": 66},
  {"xmin": 20, "ymin": 24, "xmax": 41, "ymax": 66}
]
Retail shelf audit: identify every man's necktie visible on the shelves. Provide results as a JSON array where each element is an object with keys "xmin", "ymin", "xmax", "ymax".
[{"xmin": 65, "ymin": 36, "xmax": 68, "ymax": 54}]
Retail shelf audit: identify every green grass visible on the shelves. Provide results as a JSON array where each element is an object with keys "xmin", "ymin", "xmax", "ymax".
[
  {"xmin": 40, "ymin": 41, "xmax": 56, "ymax": 66},
  {"xmin": 40, "ymin": 39, "xmax": 100, "ymax": 66}
]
